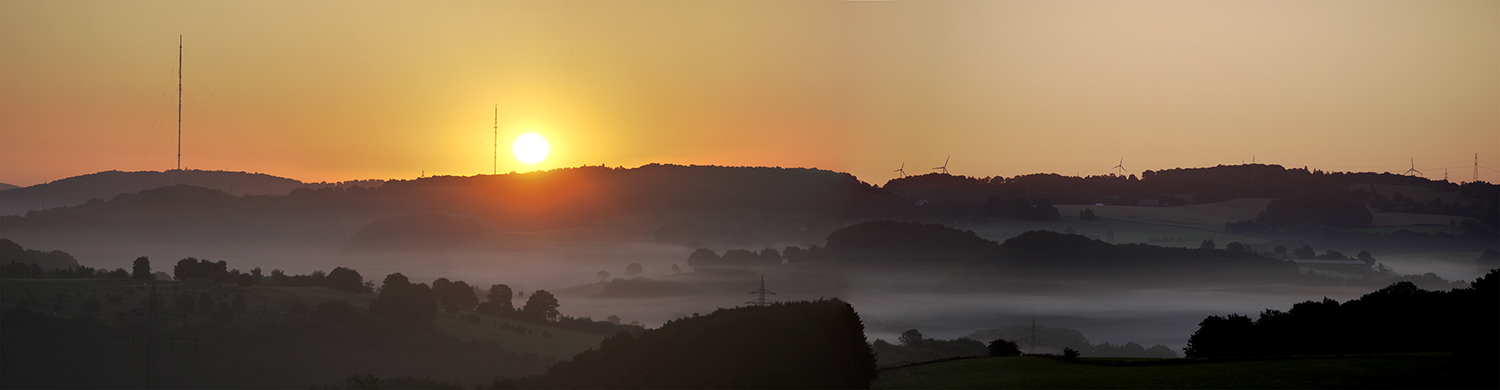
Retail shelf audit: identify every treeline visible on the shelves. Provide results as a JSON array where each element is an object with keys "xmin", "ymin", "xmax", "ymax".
[
  {"xmin": 0, "ymin": 291, "xmax": 551, "ymax": 388},
  {"xmin": 1184, "ymin": 269, "xmax": 1498, "ymax": 360},
  {"xmin": 870, "ymin": 329, "xmax": 988, "ymax": 367},
  {"xmin": 966, "ymin": 324, "xmax": 1177, "ymax": 359},
  {"xmin": 518, "ymin": 299, "xmax": 876, "ymax": 389},
  {"xmin": 886, "ymin": 164, "xmax": 1494, "ymax": 211}
]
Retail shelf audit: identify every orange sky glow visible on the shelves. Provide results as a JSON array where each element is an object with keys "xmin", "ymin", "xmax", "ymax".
[{"xmin": 2, "ymin": 1, "xmax": 1497, "ymax": 187}]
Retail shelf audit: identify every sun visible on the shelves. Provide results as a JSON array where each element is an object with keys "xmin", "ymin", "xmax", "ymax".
[{"xmin": 512, "ymin": 133, "xmax": 550, "ymax": 164}]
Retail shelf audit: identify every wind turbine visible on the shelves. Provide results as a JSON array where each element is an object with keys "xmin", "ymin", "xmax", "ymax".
[
  {"xmin": 932, "ymin": 156, "xmax": 950, "ymax": 175},
  {"xmin": 1113, "ymin": 158, "xmax": 1127, "ymax": 176},
  {"xmin": 1403, "ymin": 158, "xmax": 1423, "ymax": 177},
  {"xmin": 893, "ymin": 162, "xmax": 907, "ymax": 178}
]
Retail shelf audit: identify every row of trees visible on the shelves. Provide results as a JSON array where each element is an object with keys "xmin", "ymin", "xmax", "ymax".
[{"xmin": 870, "ymin": 329, "xmax": 988, "ymax": 367}]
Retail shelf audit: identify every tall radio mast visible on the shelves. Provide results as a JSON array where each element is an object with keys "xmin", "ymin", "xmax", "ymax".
[
  {"xmin": 493, "ymin": 105, "xmax": 498, "ymax": 175},
  {"xmin": 177, "ymin": 36, "xmax": 182, "ymax": 171}
]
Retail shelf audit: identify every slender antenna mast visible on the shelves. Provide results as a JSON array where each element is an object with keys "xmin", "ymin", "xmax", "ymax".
[
  {"xmin": 1476, "ymin": 153, "xmax": 1480, "ymax": 183},
  {"xmin": 493, "ymin": 105, "xmax": 498, "ymax": 175},
  {"xmin": 177, "ymin": 35, "xmax": 182, "ymax": 171}
]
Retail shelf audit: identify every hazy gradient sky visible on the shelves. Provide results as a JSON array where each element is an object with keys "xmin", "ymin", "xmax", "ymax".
[{"xmin": 3, "ymin": 0, "xmax": 1497, "ymax": 187}]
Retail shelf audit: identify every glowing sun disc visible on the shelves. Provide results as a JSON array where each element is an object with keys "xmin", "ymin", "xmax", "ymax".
[
  {"xmin": 512, "ymin": 133, "xmax": 550, "ymax": 164},
  {"xmin": 513, "ymin": 133, "xmax": 549, "ymax": 163}
]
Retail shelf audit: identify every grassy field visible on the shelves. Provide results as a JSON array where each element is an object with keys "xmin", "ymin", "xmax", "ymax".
[
  {"xmin": 873, "ymin": 355, "xmax": 1480, "ymax": 389},
  {"xmin": 0, "ymin": 278, "xmax": 606, "ymax": 360}
]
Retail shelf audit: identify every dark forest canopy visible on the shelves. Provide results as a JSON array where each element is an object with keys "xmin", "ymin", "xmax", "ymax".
[
  {"xmin": 527, "ymin": 299, "xmax": 876, "ymax": 389},
  {"xmin": 1184, "ymin": 269, "xmax": 1497, "ymax": 375}
]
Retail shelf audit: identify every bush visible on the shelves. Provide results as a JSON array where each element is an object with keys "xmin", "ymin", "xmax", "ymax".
[{"xmin": 988, "ymin": 338, "xmax": 1021, "ymax": 357}]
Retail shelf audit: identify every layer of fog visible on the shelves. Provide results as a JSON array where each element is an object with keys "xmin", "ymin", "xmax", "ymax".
[{"xmin": 14, "ymin": 223, "xmax": 1482, "ymax": 356}]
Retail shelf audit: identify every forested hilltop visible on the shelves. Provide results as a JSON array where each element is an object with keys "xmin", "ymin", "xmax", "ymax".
[{"xmin": 1, "ymin": 164, "xmax": 908, "ymax": 234}]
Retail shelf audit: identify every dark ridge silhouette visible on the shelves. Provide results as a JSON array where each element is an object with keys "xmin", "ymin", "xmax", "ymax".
[
  {"xmin": 527, "ymin": 299, "xmax": 876, "ymax": 389},
  {"xmin": 0, "ymin": 182, "xmax": 17, "ymax": 191},
  {"xmin": 341, "ymin": 214, "xmax": 480, "ymax": 254},
  {"xmin": 1184, "ymin": 269, "xmax": 1497, "ymax": 387},
  {"xmin": 824, "ymin": 220, "xmax": 998, "ymax": 263},
  {"xmin": 882, "ymin": 163, "xmax": 1495, "ymax": 210},
  {"xmin": 0, "ymin": 238, "xmax": 80, "ymax": 271},
  {"xmin": 1, "ymin": 165, "xmax": 914, "ymax": 238},
  {"xmin": 815, "ymin": 222, "xmax": 1300, "ymax": 281},
  {"xmin": 0, "ymin": 169, "xmax": 373, "ymax": 216}
]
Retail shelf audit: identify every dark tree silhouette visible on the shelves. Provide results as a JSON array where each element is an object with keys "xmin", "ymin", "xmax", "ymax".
[
  {"xmin": 131, "ymin": 257, "xmax": 151, "ymax": 279},
  {"xmin": 522, "ymin": 290, "xmax": 560, "ymax": 322},
  {"xmin": 624, "ymin": 263, "xmax": 642, "ymax": 276},
  {"xmin": 325, "ymin": 267, "xmax": 367, "ymax": 294},
  {"xmin": 899, "ymin": 329, "xmax": 924, "ymax": 346},
  {"xmin": 758, "ymin": 248, "xmax": 782, "ymax": 264},
  {"xmin": 369, "ymin": 273, "xmax": 437, "ymax": 327},
  {"xmin": 687, "ymin": 248, "xmax": 719, "ymax": 268},
  {"xmin": 987, "ymin": 338, "xmax": 1021, "ymax": 357}
]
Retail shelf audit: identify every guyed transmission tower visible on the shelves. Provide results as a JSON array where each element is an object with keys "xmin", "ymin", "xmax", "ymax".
[
  {"xmin": 745, "ymin": 275, "xmax": 778, "ymax": 306},
  {"xmin": 110, "ymin": 280, "xmax": 196, "ymax": 389},
  {"xmin": 1022, "ymin": 318, "xmax": 1045, "ymax": 355}
]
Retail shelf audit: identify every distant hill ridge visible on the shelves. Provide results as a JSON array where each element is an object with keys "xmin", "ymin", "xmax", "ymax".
[
  {"xmin": 0, "ymin": 169, "xmax": 383, "ymax": 216},
  {"xmin": 1, "ymin": 164, "xmax": 910, "ymax": 234},
  {"xmin": 884, "ymin": 163, "xmax": 1495, "ymax": 206}
]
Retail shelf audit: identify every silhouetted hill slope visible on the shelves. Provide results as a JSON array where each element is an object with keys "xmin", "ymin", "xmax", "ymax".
[
  {"xmin": 820, "ymin": 221, "xmax": 1302, "ymax": 281},
  {"xmin": 1, "ymin": 165, "xmax": 913, "ymax": 235},
  {"xmin": 0, "ymin": 169, "xmax": 354, "ymax": 216},
  {"xmin": 341, "ymin": 213, "xmax": 481, "ymax": 253},
  {"xmin": 0, "ymin": 183, "xmax": 17, "ymax": 191},
  {"xmin": 0, "ymin": 238, "xmax": 79, "ymax": 270},
  {"xmin": 1185, "ymin": 269, "xmax": 1497, "ymax": 371},
  {"xmin": 532, "ymin": 299, "xmax": 876, "ymax": 389},
  {"xmin": 883, "ymin": 163, "xmax": 1492, "ymax": 207},
  {"xmin": 824, "ymin": 220, "xmax": 999, "ymax": 263}
]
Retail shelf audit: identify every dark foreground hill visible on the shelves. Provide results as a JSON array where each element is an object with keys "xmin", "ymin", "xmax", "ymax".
[{"xmin": 525, "ymin": 299, "xmax": 877, "ymax": 389}]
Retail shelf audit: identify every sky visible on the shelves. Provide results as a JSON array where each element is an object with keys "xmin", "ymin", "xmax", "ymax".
[{"xmin": 2, "ymin": 0, "xmax": 1497, "ymax": 187}]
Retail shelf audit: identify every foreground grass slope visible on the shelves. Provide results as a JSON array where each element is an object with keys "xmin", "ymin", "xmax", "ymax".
[{"xmin": 874, "ymin": 355, "xmax": 1485, "ymax": 389}]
